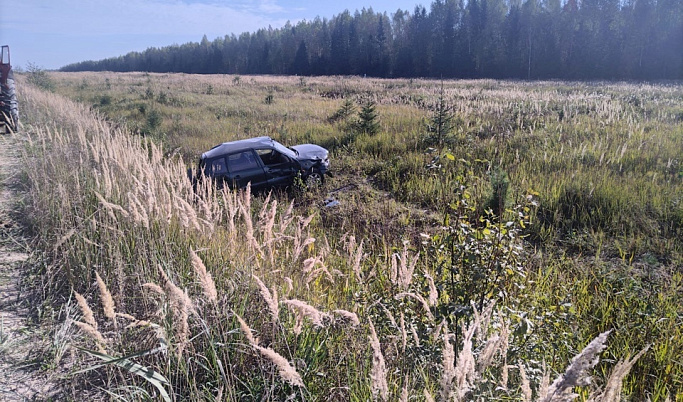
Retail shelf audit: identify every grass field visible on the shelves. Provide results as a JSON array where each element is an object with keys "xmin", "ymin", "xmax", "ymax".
[{"xmin": 16, "ymin": 71, "xmax": 683, "ymax": 400}]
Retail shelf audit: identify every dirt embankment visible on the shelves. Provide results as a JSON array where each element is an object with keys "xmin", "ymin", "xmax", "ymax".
[{"xmin": 0, "ymin": 133, "xmax": 58, "ymax": 400}]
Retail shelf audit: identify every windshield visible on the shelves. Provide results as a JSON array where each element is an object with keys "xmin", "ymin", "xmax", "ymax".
[{"xmin": 272, "ymin": 140, "xmax": 297, "ymax": 158}]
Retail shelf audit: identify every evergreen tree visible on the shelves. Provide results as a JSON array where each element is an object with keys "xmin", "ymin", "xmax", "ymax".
[
  {"xmin": 426, "ymin": 82, "xmax": 455, "ymax": 146},
  {"xmin": 356, "ymin": 99, "xmax": 380, "ymax": 136},
  {"xmin": 292, "ymin": 41, "xmax": 311, "ymax": 75}
]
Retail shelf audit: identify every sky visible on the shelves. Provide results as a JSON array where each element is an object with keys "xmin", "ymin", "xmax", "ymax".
[{"xmin": 0, "ymin": 0, "xmax": 423, "ymax": 70}]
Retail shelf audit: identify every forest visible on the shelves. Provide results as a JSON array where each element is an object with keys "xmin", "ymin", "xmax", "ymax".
[{"xmin": 59, "ymin": 0, "xmax": 683, "ymax": 80}]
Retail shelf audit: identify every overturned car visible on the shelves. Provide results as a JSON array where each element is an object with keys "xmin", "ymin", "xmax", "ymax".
[{"xmin": 195, "ymin": 136, "xmax": 331, "ymax": 190}]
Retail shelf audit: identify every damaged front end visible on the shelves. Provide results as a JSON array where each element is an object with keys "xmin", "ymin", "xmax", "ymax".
[{"xmin": 291, "ymin": 144, "xmax": 332, "ymax": 178}]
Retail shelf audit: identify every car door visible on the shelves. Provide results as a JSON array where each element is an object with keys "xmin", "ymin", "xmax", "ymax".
[
  {"xmin": 202, "ymin": 156, "xmax": 228, "ymax": 187},
  {"xmin": 256, "ymin": 148, "xmax": 299, "ymax": 187},
  {"xmin": 226, "ymin": 150, "xmax": 267, "ymax": 189}
]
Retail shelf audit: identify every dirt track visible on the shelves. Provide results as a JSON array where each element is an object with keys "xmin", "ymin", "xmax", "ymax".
[{"xmin": 0, "ymin": 132, "xmax": 57, "ymax": 400}]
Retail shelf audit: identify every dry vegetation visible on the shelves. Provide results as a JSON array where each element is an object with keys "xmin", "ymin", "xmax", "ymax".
[{"xmin": 13, "ymin": 71, "xmax": 683, "ymax": 400}]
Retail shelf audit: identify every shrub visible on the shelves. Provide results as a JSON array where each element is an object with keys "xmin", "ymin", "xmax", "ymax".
[{"xmin": 25, "ymin": 62, "xmax": 55, "ymax": 92}]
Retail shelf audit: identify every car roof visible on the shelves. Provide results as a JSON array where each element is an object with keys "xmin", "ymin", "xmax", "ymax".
[{"xmin": 201, "ymin": 136, "xmax": 274, "ymax": 160}]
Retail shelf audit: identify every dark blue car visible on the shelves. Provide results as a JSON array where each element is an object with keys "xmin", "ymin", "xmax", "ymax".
[{"xmin": 197, "ymin": 136, "xmax": 331, "ymax": 190}]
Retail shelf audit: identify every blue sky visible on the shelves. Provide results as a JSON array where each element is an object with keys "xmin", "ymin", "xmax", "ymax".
[{"xmin": 0, "ymin": 0, "xmax": 423, "ymax": 70}]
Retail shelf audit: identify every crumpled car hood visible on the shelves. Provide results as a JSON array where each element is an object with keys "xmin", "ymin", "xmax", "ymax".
[{"xmin": 291, "ymin": 144, "xmax": 328, "ymax": 161}]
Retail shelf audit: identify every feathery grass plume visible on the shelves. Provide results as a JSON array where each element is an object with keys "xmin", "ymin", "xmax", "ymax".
[
  {"xmin": 332, "ymin": 309, "xmax": 360, "ymax": 327},
  {"xmin": 592, "ymin": 344, "xmax": 649, "ymax": 402},
  {"xmin": 425, "ymin": 272, "xmax": 438, "ymax": 306},
  {"xmin": 394, "ymin": 292, "xmax": 434, "ymax": 321},
  {"xmin": 125, "ymin": 319, "xmax": 154, "ymax": 329},
  {"xmin": 424, "ymin": 389, "xmax": 436, "ymax": 402},
  {"xmin": 520, "ymin": 365, "xmax": 532, "ymax": 402},
  {"xmin": 439, "ymin": 327, "xmax": 456, "ymax": 401},
  {"xmin": 390, "ymin": 250, "xmax": 398, "ymax": 285},
  {"xmin": 253, "ymin": 345, "xmax": 305, "ymax": 387},
  {"xmin": 293, "ymin": 236, "xmax": 316, "ymax": 262},
  {"xmin": 343, "ymin": 233, "xmax": 357, "ymax": 255},
  {"xmin": 261, "ymin": 199, "xmax": 278, "ymax": 263},
  {"xmin": 176, "ymin": 195, "xmax": 203, "ymax": 233},
  {"xmin": 95, "ymin": 272, "xmax": 116, "ymax": 324},
  {"xmin": 302, "ymin": 256, "xmax": 334, "ymax": 285},
  {"xmin": 292, "ymin": 314, "xmax": 304, "ymax": 335},
  {"xmin": 410, "ymin": 323, "xmax": 421, "ymax": 347},
  {"xmin": 190, "ymin": 249, "xmax": 218, "ymax": 303},
  {"xmin": 477, "ymin": 334, "xmax": 501, "ymax": 375},
  {"xmin": 540, "ymin": 331, "xmax": 611, "ymax": 402},
  {"xmin": 74, "ymin": 321, "xmax": 108, "ymax": 354},
  {"xmin": 75, "ymin": 291, "xmax": 97, "ymax": 330},
  {"xmin": 400, "ymin": 375, "xmax": 409, "ymax": 402},
  {"xmin": 158, "ymin": 265, "xmax": 193, "ymax": 357},
  {"xmin": 471, "ymin": 300, "xmax": 495, "ymax": 340},
  {"xmin": 282, "ymin": 299, "xmax": 328, "ymax": 327},
  {"xmin": 257, "ymin": 191, "xmax": 273, "ymax": 222},
  {"xmin": 351, "ymin": 238, "xmax": 364, "ymax": 281},
  {"xmin": 101, "ymin": 160, "xmax": 113, "ymax": 198},
  {"xmin": 252, "ymin": 274, "xmax": 279, "ymax": 321},
  {"xmin": 292, "ymin": 215, "xmax": 316, "ymax": 261},
  {"xmin": 233, "ymin": 311, "xmax": 258, "ymax": 345},
  {"xmin": 500, "ymin": 363, "xmax": 509, "ymax": 392},
  {"xmin": 278, "ymin": 199, "xmax": 295, "ymax": 233},
  {"xmin": 453, "ymin": 320, "xmax": 477, "ymax": 400},
  {"xmin": 243, "ymin": 182, "xmax": 252, "ymax": 212},
  {"xmin": 126, "ymin": 191, "xmax": 146, "ymax": 228},
  {"xmin": 53, "ymin": 228, "xmax": 76, "ymax": 252},
  {"xmin": 116, "ymin": 312, "xmax": 136, "ymax": 321},
  {"xmin": 499, "ymin": 320, "xmax": 510, "ymax": 360},
  {"xmin": 301, "ymin": 257, "xmax": 316, "ymax": 274},
  {"xmin": 368, "ymin": 319, "xmax": 389, "ymax": 401},
  {"xmin": 238, "ymin": 198, "xmax": 262, "ymax": 254},
  {"xmin": 283, "ymin": 277, "xmax": 294, "ymax": 293},
  {"xmin": 142, "ymin": 282, "xmax": 165, "ymax": 296},
  {"xmin": 378, "ymin": 303, "xmax": 398, "ymax": 328},
  {"xmin": 259, "ymin": 196, "xmax": 277, "ymax": 242},
  {"xmin": 94, "ymin": 191, "xmax": 130, "ymax": 218},
  {"xmin": 391, "ymin": 241, "xmax": 419, "ymax": 290},
  {"xmin": 196, "ymin": 191, "xmax": 213, "ymax": 223},
  {"xmin": 221, "ymin": 187, "xmax": 238, "ymax": 235}
]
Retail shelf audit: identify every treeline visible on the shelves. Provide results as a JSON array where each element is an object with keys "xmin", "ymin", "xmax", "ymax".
[{"xmin": 61, "ymin": 0, "xmax": 683, "ymax": 80}]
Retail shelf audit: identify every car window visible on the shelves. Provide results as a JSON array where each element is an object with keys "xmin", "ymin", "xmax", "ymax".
[
  {"xmin": 227, "ymin": 151, "xmax": 260, "ymax": 172},
  {"xmin": 256, "ymin": 149, "xmax": 290, "ymax": 166},
  {"xmin": 209, "ymin": 158, "xmax": 226, "ymax": 174}
]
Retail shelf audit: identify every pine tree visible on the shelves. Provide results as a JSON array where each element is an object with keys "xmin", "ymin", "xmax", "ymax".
[
  {"xmin": 328, "ymin": 98, "xmax": 357, "ymax": 123},
  {"xmin": 356, "ymin": 99, "xmax": 380, "ymax": 136},
  {"xmin": 426, "ymin": 82, "xmax": 455, "ymax": 146}
]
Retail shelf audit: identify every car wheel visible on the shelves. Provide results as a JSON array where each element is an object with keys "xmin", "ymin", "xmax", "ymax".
[{"xmin": 305, "ymin": 170, "xmax": 324, "ymax": 189}]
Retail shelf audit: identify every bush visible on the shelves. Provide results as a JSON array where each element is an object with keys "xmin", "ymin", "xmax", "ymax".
[
  {"xmin": 145, "ymin": 109, "xmax": 162, "ymax": 133},
  {"xmin": 26, "ymin": 62, "xmax": 55, "ymax": 92}
]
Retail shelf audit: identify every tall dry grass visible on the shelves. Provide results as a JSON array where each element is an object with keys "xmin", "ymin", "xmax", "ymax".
[{"xmin": 15, "ymin": 74, "xmax": 675, "ymax": 400}]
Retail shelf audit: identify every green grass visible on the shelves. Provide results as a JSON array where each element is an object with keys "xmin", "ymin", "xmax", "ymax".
[{"xmin": 16, "ymin": 72, "xmax": 683, "ymax": 400}]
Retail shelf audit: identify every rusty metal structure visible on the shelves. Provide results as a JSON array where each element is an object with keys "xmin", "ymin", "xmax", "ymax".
[{"xmin": 0, "ymin": 45, "xmax": 19, "ymax": 133}]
